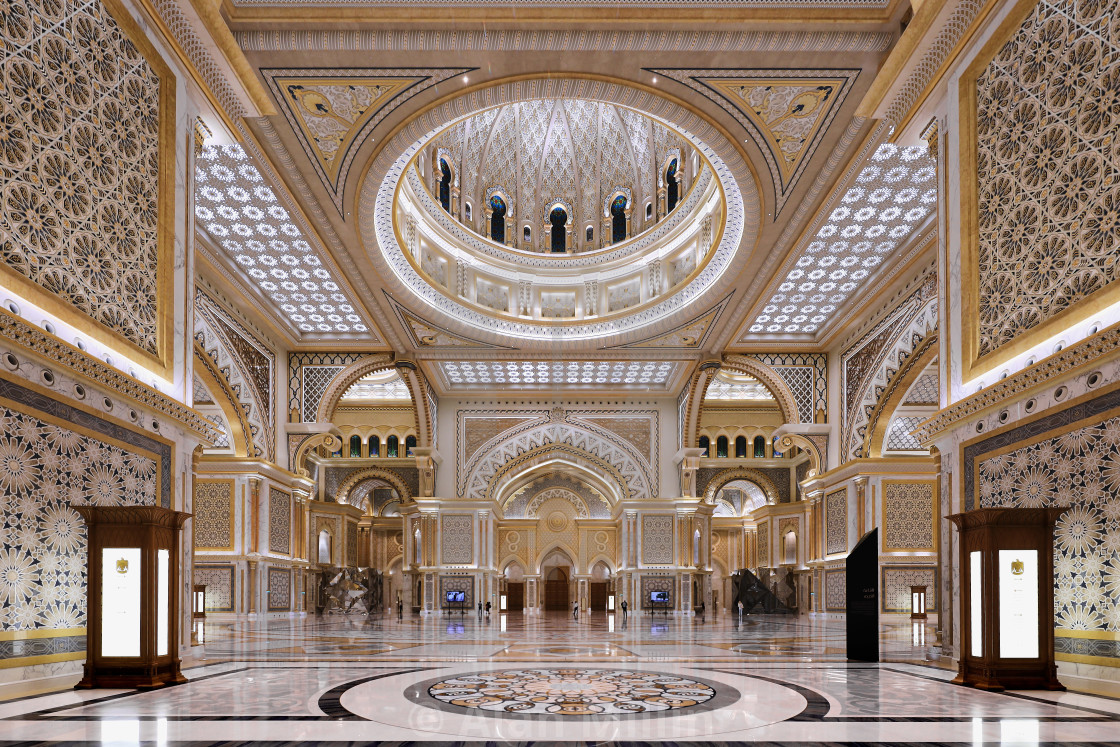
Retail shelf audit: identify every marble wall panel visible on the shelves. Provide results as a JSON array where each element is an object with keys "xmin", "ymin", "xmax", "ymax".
[
  {"xmin": 825, "ymin": 488, "xmax": 848, "ymax": 556},
  {"xmin": 268, "ymin": 487, "xmax": 291, "ymax": 555},
  {"xmin": 881, "ymin": 481, "xmax": 936, "ymax": 552},
  {"xmin": 194, "ymin": 565, "xmax": 234, "ymax": 613},
  {"xmin": 440, "ymin": 514, "xmax": 474, "ymax": 564},
  {"xmin": 641, "ymin": 514, "xmax": 674, "ymax": 565},
  {"xmin": 194, "ymin": 479, "xmax": 234, "ymax": 550},
  {"xmin": 267, "ymin": 568, "xmax": 291, "ymax": 611}
]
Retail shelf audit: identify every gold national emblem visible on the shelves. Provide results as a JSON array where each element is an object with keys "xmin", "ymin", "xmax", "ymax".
[
  {"xmin": 116, "ymin": 558, "xmax": 129, "ymax": 575},
  {"xmin": 1011, "ymin": 559, "xmax": 1024, "ymax": 576}
]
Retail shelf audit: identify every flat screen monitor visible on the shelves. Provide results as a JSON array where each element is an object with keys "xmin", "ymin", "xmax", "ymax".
[
  {"xmin": 446, "ymin": 590, "xmax": 465, "ymax": 604},
  {"xmin": 650, "ymin": 590, "xmax": 669, "ymax": 604}
]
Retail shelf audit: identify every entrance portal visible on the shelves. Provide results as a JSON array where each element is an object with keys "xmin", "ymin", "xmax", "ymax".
[{"xmin": 544, "ymin": 566, "xmax": 569, "ymax": 610}]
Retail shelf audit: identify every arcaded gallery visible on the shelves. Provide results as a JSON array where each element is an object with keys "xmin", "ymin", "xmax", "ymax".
[{"xmin": 1, "ymin": 0, "xmax": 1120, "ymax": 742}]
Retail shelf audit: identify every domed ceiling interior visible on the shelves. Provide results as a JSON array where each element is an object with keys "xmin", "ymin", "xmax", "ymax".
[{"xmin": 422, "ymin": 101, "xmax": 695, "ymax": 252}]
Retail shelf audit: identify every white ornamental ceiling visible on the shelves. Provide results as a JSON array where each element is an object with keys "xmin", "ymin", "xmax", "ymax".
[{"xmin": 189, "ymin": 6, "xmax": 926, "ymax": 388}]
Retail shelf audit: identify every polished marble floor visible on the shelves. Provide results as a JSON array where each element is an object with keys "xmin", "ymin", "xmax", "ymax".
[{"xmin": 3, "ymin": 611, "xmax": 1120, "ymax": 745}]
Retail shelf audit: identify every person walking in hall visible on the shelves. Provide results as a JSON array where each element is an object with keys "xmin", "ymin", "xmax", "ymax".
[
  {"xmin": 397, "ymin": 597, "xmax": 403, "ymax": 621},
  {"xmin": 484, "ymin": 600, "xmax": 491, "ymax": 621},
  {"xmin": 477, "ymin": 600, "xmax": 483, "ymax": 620},
  {"xmin": 620, "ymin": 598, "xmax": 628, "ymax": 619},
  {"xmin": 699, "ymin": 600, "xmax": 706, "ymax": 624},
  {"xmin": 737, "ymin": 599, "xmax": 744, "ymax": 625},
  {"xmin": 572, "ymin": 600, "xmax": 579, "ymax": 619}
]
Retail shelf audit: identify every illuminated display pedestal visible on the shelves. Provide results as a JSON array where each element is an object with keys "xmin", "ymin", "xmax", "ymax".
[
  {"xmin": 76, "ymin": 506, "xmax": 191, "ymax": 689},
  {"xmin": 948, "ymin": 508, "xmax": 1066, "ymax": 691}
]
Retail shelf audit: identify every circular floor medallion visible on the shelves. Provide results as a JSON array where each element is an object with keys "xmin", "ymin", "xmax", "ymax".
[{"xmin": 407, "ymin": 668, "xmax": 737, "ymax": 719}]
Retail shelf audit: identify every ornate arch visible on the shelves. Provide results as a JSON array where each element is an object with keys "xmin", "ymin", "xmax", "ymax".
[
  {"xmin": 292, "ymin": 431, "xmax": 342, "ymax": 478},
  {"xmin": 865, "ymin": 334, "xmax": 939, "ymax": 458},
  {"xmin": 193, "ymin": 343, "xmax": 252, "ymax": 457},
  {"xmin": 843, "ymin": 292, "xmax": 938, "ymax": 461},
  {"xmin": 774, "ymin": 432, "xmax": 825, "ymax": 477},
  {"xmin": 719, "ymin": 356, "xmax": 799, "ymax": 425},
  {"xmin": 463, "ymin": 417, "xmax": 653, "ymax": 503},
  {"xmin": 701, "ymin": 468, "xmax": 781, "ymax": 507},
  {"xmin": 315, "ymin": 353, "xmax": 396, "ymax": 422},
  {"xmin": 535, "ymin": 544, "xmax": 577, "ymax": 574},
  {"xmin": 336, "ymin": 466, "xmax": 415, "ymax": 508},
  {"xmin": 527, "ymin": 488, "xmax": 590, "ymax": 519},
  {"xmin": 681, "ymin": 357, "xmax": 798, "ymax": 451}
]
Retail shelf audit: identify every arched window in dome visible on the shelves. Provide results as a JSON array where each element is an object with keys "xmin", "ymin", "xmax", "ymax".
[
  {"xmin": 610, "ymin": 195, "xmax": 627, "ymax": 244},
  {"xmin": 550, "ymin": 206, "xmax": 567, "ymax": 253},
  {"xmin": 368, "ymin": 435, "xmax": 380, "ymax": 458},
  {"xmin": 489, "ymin": 195, "xmax": 506, "ymax": 244},
  {"xmin": 753, "ymin": 435, "xmax": 766, "ymax": 458},
  {"xmin": 387, "ymin": 435, "xmax": 399, "ymax": 458},
  {"xmin": 716, "ymin": 435, "xmax": 729, "ymax": 458},
  {"xmin": 405, "ymin": 435, "xmax": 417, "ymax": 456},
  {"xmin": 735, "ymin": 435, "xmax": 747, "ymax": 458},
  {"xmin": 698, "ymin": 435, "xmax": 710, "ymax": 457},
  {"xmin": 585, "ymin": 226, "xmax": 594, "ymax": 243},
  {"xmin": 438, "ymin": 158, "xmax": 452, "ymax": 212},
  {"xmin": 465, "ymin": 202, "xmax": 472, "ymax": 221},
  {"xmin": 349, "ymin": 434, "xmax": 361, "ymax": 458},
  {"xmin": 666, "ymin": 158, "xmax": 679, "ymax": 213}
]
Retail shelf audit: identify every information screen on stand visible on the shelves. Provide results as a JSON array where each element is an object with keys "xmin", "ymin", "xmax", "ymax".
[
  {"xmin": 102, "ymin": 548, "xmax": 141, "ymax": 657},
  {"xmin": 999, "ymin": 550, "xmax": 1039, "ymax": 659}
]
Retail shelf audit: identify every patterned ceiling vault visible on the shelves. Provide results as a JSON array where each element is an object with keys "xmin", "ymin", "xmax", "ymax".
[
  {"xmin": 647, "ymin": 68, "xmax": 858, "ymax": 215},
  {"xmin": 263, "ymin": 68, "xmax": 474, "ymax": 211},
  {"xmin": 428, "ymin": 100, "xmax": 690, "ymax": 248},
  {"xmin": 747, "ymin": 142, "xmax": 935, "ymax": 336},
  {"xmin": 195, "ymin": 143, "xmax": 371, "ymax": 338},
  {"xmin": 0, "ymin": 0, "xmax": 173, "ymax": 371},
  {"xmin": 968, "ymin": 0, "xmax": 1120, "ymax": 362},
  {"xmin": 704, "ymin": 371, "xmax": 776, "ymax": 401}
]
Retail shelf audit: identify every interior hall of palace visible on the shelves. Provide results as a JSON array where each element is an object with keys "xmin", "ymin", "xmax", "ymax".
[{"xmin": 4, "ymin": 0, "xmax": 1120, "ymax": 733}]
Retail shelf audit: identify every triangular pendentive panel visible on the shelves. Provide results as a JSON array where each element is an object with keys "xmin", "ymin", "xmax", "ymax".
[
  {"xmin": 263, "ymin": 68, "xmax": 476, "ymax": 212},
  {"xmin": 646, "ymin": 69, "xmax": 859, "ymax": 216}
]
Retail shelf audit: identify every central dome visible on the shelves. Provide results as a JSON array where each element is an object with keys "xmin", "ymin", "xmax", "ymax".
[
  {"xmin": 362, "ymin": 81, "xmax": 756, "ymax": 347},
  {"xmin": 421, "ymin": 101, "xmax": 698, "ymax": 253}
]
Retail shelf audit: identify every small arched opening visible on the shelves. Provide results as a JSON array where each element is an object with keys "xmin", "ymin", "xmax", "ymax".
[
  {"xmin": 550, "ymin": 206, "xmax": 567, "ymax": 253},
  {"xmin": 489, "ymin": 195, "xmax": 507, "ymax": 243},
  {"xmin": 368, "ymin": 435, "xmax": 380, "ymax": 458},
  {"xmin": 317, "ymin": 530, "xmax": 332, "ymax": 565},
  {"xmin": 387, "ymin": 435, "xmax": 399, "ymax": 458},
  {"xmin": 405, "ymin": 435, "xmax": 417, "ymax": 456},
  {"xmin": 666, "ymin": 158, "xmax": 679, "ymax": 212},
  {"xmin": 438, "ymin": 158, "xmax": 451, "ymax": 212},
  {"xmin": 699, "ymin": 435, "xmax": 710, "ymax": 457},
  {"xmin": 753, "ymin": 435, "xmax": 766, "ymax": 458},
  {"xmin": 735, "ymin": 435, "xmax": 747, "ymax": 458},
  {"xmin": 349, "ymin": 434, "xmax": 361, "ymax": 458},
  {"xmin": 610, "ymin": 194, "xmax": 627, "ymax": 244},
  {"xmin": 716, "ymin": 435, "xmax": 729, "ymax": 458}
]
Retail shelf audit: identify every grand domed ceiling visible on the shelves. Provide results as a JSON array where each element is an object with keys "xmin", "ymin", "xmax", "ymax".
[
  {"xmin": 360, "ymin": 84, "xmax": 758, "ymax": 352},
  {"xmin": 423, "ymin": 101, "xmax": 695, "ymax": 252}
]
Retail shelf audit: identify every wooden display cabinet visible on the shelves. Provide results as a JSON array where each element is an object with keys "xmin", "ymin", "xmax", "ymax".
[
  {"xmin": 948, "ymin": 507, "xmax": 1066, "ymax": 691},
  {"xmin": 76, "ymin": 506, "xmax": 191, "ymax": 689}
]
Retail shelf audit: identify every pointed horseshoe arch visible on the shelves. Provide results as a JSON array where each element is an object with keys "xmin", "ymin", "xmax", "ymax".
[
  {"xmin": 701, "ymin": 467, "xmax": 781, "ymax": 506},
  {"xmin": 193, "ymin": 342, "xmax": 251, "ymax": 457},
  {"xmin": 864, "ymin": 334, "xmax": 939, "ymax": 458},
  {"xmin": 314, "ymin": 355, "xmax": 435, "ymax": 450},
  {"xmin": 681, "ymin": 357, "xmax": 799, "ymax": 450},
  {"xmin": 335, "ymin": 466, "xmax": 415, "ymax": 509}
]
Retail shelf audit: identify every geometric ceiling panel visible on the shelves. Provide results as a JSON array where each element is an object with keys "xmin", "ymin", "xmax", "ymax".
[
  {"xmin": 195, "ymin": 144, "xmax": 373, "ymax": 337},
  {"xmin": 647, "ymin": 68, "xmax": 859, "ymax": 215},
  {"xmin": 437, "ymin": 360, "xmax": 680, "ymax": 388},
  {"xmin": 742, "ymin": 142, "xmax": 936, "ymax": 338},
  {"xmin": 263, "ymin": 68, "xmax": 475, "ymax": 211}
]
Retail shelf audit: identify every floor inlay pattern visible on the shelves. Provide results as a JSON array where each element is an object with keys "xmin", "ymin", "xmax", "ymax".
[{"xmin": 414, "ymin": 668, "xmax": 726, "ymax": 718}]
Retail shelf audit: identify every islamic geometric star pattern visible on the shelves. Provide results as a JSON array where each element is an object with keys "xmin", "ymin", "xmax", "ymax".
[
  {"xmin": 750, "ymin": 144, "xmax": 935, "ymax": 335},
  {"xmin": 973, "ymin": 0, "xmax": 1120, "ymax": 359},
  {"xmin": 194, "ymin": 144, "xmax": 367, "ymax": 335}
]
